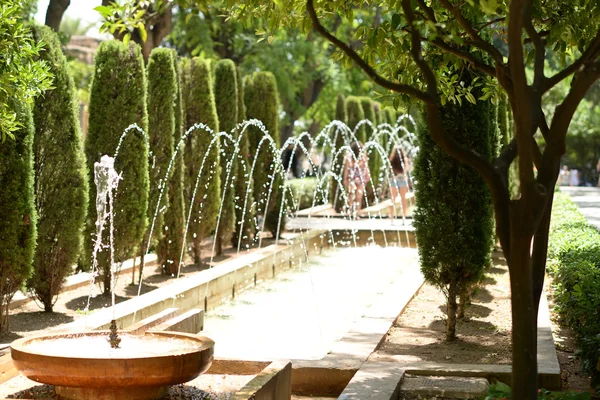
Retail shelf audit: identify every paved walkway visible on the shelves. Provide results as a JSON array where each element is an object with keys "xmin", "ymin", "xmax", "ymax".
[
  {"xmin": 287, "ymin": 216, "xmax": 414, "ymax": 232},
  {"xmin": 560, "ymin": 186, "xmax": 600, "ymax": 229},
  {"xmin": 201, "ymin": 246, "xmax": 419, "ymax": 361}
]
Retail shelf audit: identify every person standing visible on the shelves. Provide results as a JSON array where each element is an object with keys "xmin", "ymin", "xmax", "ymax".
[
  {"xmin": 596, "ymin": 159, "xmax": 600, "ymax": 187},
  {"xmin": 559, "ymin": 165, "xmax": 570, "ymax": 186}
]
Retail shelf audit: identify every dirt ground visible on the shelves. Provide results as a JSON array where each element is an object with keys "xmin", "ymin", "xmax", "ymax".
[
  {"xmin": 0, "ymin": 234, "xmax": 288, "ymax": 346},
  {"xmin": 376, "ymin": 251, "xmax": 595, "ymax": 394},
  {"xmin": 376, "ymin": 253, "xmax": 513, "ymax": 365}
]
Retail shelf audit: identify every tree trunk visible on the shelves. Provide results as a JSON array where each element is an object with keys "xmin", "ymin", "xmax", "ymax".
[
  {"xmin": 193, "ymin": 237, "xmax": 201, "ymax": 266},
  {"xmin": 45, "ymin": 0, "xmax": 70, "ymax": 32},
  {"xmin": 446, "ymin": 279, "xmax": 458, "ymax": 341},
  {"xmin": 508, "ymin": 222, "xmax": 538, "ymax": 399},
  {"xmin": 44, "ymin": 301, "xmax": 53, "ymax": 313},
  {"xmin": 215, "ymin": 235, "xmax": 223, "ymax": 257},
  {"xmin": 138, "ymin": 245, "xmax": 146, "ymax": 285},
  {"xmin": 457, "ymin": 286, "xmax": 470, "ymax": 319}
]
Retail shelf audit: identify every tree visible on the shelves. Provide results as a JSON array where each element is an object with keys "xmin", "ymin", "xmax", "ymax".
[
  {"xmin": 383, "ymin": 107, "xmax": 396, "ymax": 126},
  {"xmin": 139, "ymin": 48, "xmax": 176, "ymax": 281},
  {"xmin": 0, "ymin": 102, "xmax": 37, "ymax": 330},
  {"xmin": 157, "ymin": 50, "xmax": 186, "ymax": 276},
  {"xmin": 29, "ymin": 25, "xmax": 89, "ymax": 312},
  {"xmin": 232, "ymin": 67, "xmax": 256, "ymax": 249},
  {"xmin": 360, "ymin": 97, "xmax": 381, "ymax": 194},
  {"xmin": 44, "ymin": 0, "xmax": 70, "ymax": 32},
  {"xmin": 413, "ymin": 67, "xmax": 495, "ymax": 340},
  {"xmin": 85, "ymin": 40, "xmax": 149, "ymax": 294},
  {"xmin": 181, "ymin": 57, "xmax": 221, "ymax": 264},
  {"xmin": 221, "ymin": 0, "xmax": 600, "ymax": 397},
  {"xmin": 214, "ymin": 59, "xmax": 238, "ymax": 256},
  {"xmin": 244, "ymin": 71, "xmax": 286, "ymax": 238},
  {"xmin": 331, "ymin": 93, "xmax": 347, "ymax": 211},
  {"xmin": 96, "ymin": 0, "xmax": 174, "ymax": 61},
  {"xmin": 345, "ymin": 96, "xmax": 366, "ymax": 143},
  {"xmin": 0, "ymin": 2, "xmax": 52, "ymax": 143}
]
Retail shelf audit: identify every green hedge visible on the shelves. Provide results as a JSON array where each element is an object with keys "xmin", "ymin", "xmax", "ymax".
[
  {"xmin": 29, "ymin": 25, "xmax": 89, "ymax": 312},
  {"xmin": 413, "ymin": 67, "xmax": 495, "ymax": 340},
  {"xmin": 244, "ymin": 71, "xmax": 285, "ymax": 238},
  {"xmin": 145, "ymin": 48, "xmax": 176, "ymax": 276},
  {"xmin": 0, "ymin": 101, "xmax": 37, "ymax": 330},
  {"xmin": 157, "ymin": 51, "xmax": 186, "ymax": 275},
  {"xmin": 288, "ymin": 178, "xmax": 327, "ymax": 210},
  {"xmin": 232, "ymin": 67, "xmax": 255, "ymax": 248},
  {"xmin": 85, "ymin": 40, "xmax": 149, "ymax": 293},
  {"xmin": 548, "ymin": 193, "xmax": 600, "ymax": 388},
  {"xmin": 345, "ymin": 96, "xmax": 366, "ymax": 143},
  {"xmin": 214, "ymin": 59, "xmax": 238, "ymax": 255},
  {"xmin": 181, "ymin": 57, "xmax": 221, "ymax": 264}
]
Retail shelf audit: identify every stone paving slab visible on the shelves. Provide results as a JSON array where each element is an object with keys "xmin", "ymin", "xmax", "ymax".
[
  {"xmin": 338, "ymin": 361, "xmax": 405, "ymax": 400},
  {"xmin": 400, "ymin": 374, "xmax": 488, "ymax": 399}
]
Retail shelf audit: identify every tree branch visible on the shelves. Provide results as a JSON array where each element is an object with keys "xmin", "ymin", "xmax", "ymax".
[
  {"xmin": 508, "ymin": 0, "xmax": 535, "ymax": 196},
  {"xmin": 306, "ymin": 0, "xmax": 430, "ymax": 102},
  {"xmin": 415, "ymin": 0, "xmax": 437, "ymax": 23},
  {"xmin": 524, "ymin": 19, "xmax": 545, "ymax": 90},
  {"xmin": 437, "ymin": 0, "xmax": 504, "ymax": 65},
  {"xmin": 401, "ymin": 0, "xmax": 511, "ymax": 257},
  {"xmin": 543, "ymin": 28, "xmax": 600, "ymax": 92}
]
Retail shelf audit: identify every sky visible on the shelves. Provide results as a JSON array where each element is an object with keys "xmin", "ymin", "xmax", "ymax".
[{"xmin": 35, "ymin": 0, "xmax": 108, "ymax": 38}]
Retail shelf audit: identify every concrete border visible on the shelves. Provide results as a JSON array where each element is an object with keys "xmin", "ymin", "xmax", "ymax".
[
  {"xmin": 290, "ymin": 258, "xmax": 424, "ymax": 397},
  {"xmin": 369, "ymin": 290, "xmax": 561, "ymax": 391}
]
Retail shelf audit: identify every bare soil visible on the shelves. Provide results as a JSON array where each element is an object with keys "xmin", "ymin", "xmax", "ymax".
[
  {"xmin": 0, "ymin": 234, "xmax": 287, "ymax": 346},
  {"xmin": 376, "ymin": 253, "xmax": 513, "ymax": 365}
]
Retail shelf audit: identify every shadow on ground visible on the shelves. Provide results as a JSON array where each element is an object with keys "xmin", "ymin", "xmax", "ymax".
[
  {"xmin": 9, "ymin": 311, "xmax": 74, "ymax": 333},
  {"xmin": 65, "ymin": 293, "xmax": 128, "ymax": 312}
]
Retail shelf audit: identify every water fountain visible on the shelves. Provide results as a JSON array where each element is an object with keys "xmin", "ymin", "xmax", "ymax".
[{"xmin": 10, "ymin": 156, "xmax": 215, "ymax": 400}]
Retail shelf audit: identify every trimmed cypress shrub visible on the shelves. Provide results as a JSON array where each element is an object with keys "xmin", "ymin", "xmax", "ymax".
[
  {"xmin": 244, "ymin": 71, "xmax": 285, "ymax": 237},
  {"xmin": 360, "ymin": 97, "xmax": 376, "ymax": 138},
  {"xmin": 0, "ymin": 101, "xmax": 37, "ymax": 330},
  {"xmin": 413, "ymin": 68, "xmax": 495, "ymax": 341},
  {"xmin": 361, "ymin": 97, "xmax": 381, "ymax": 196},
  {"xmin": 384, "ymin": 108, "xmax": 396, "ymax": 126},
  {"xmin": 157, "ymin": 51, "xmax": 186, "ymax": 276},
  {"xmin": 332, "ymin": 93, "xmax": 348, "ymax": 211},
  {"xmin": 141, "ymin": 48, "xmax": 176, "ymax": 279},
  {"xmin": 181, "ymin": 57, "xmax": 221, "ymax": 264},
  {"xmin": 85, "ymin": 40, "xmax": 149, "ymax": 294},
  {"xmin": 372, "ymin": 101, "xmax": 383, "ymax": 126},
  {"xmin": 335, "ymin": 93, "xmax": 347, "ymax": 124},
  {"xmin": 345, "ymin": 96, "xmax": 366, "ymax": 143},
  {"xmin": 214, "ymin": 59, "xmax": 238, "ymax": 256},
  {"xmin": 29, "ymin": 25, "xmax": 89, "ymax": 312},
  {"xmin": 232, "ymin": 67, "xmax": 256, "ymax": 248}
]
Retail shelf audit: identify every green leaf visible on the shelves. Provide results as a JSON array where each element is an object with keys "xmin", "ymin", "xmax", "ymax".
[{"xmin": 138, "ymin": 23, "xmax": 147, "ymax": 42}]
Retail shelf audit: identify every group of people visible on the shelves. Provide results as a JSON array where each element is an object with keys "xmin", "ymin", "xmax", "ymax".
[
  {"xmin": 341, "ymin": 141, "xmax": 411, "ymax": 218},
  {"xmin": 559, "ymin": 160, "xmax": 600, "ymax": 187}
]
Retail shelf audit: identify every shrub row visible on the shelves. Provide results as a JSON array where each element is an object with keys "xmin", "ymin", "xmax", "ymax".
[{"xmin": 547, "ymin": 193, "xmax": 600, "ymax": 388}]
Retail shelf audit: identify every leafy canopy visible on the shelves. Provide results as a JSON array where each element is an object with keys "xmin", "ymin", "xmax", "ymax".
[{"xmin": 0, "ymin": 2, "xmax": 53, "ymax": 142}]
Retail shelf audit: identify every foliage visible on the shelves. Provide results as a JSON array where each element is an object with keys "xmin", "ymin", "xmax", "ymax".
[
  {"xmin": 232, "ymin": 67, "xmax": 256, "ymax": 249},
  {"xmin": 383, "ymin": 107, "xmax": 396, "ymax": 126},
  {"xmin": 205, "ymin": 0, "xmax": 600, "ymax": 397},
  {"xmin": 214, "ymin": 59, "xmax": 238, "ymax": 255},
  {"xmin": 0, "ymin": 101, "xmax": 37, "ymax": 330},
  {"xmin": 485, "ymin": 382, "xmax": 591, "ymax": 400},
  {"xmin": 413, "ymin": 68, "xmax": 495, "ymax": 340},
  {"xmin": 66, "ymin": 60, "xmax": 93, "ymax": 104},
  {"xmin": 548, "ymin": 193, "xmax": 600, "ymax": 388},
  {"xmin": 0, "ymin": 3, "xmax": 53, "ymax": 142},
  {"xmin": 288, "ymin": 178, "xmax": 327, "ymax": 210},
  {"xmin": 345, "ymin": 96, "xmax": 365, "ymax": 143},
  {"xmin": 85, "ymin": 40, "xmax": 149, "ymax": 293},
  {"xmin": 144, "ymin": 47, "xmax": 176, "ymax": 276},
  {"xmin": 244, "ymin": 71, "xmax": 286, "ymax": 237},
  {"xmin": 331, "ymin": 93, "xmax": 347, "ymax": 211},
  {"xmin": 360, "ymin": 96, "xmax": 381, "ymax": 193},
  {"xmin": 28, "ymin": 25, "xmax": 89, "ymax": 312},
  {"xmin": 180, "ymin": 57, "xmax": 221, "ymax": 264},
  {"xmin": 335, "ymin": 93, "xmax": 347, "ymax": 124},
  {"xmin": 157, "ymin": 50, "xmax": 186, "ymax": 275}
]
